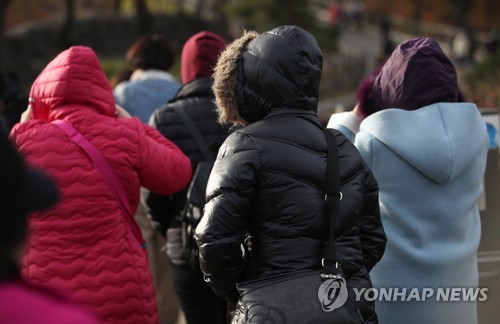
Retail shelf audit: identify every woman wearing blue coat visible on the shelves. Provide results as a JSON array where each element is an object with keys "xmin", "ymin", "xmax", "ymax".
[{"xmin": 328, "ymin": 37, "xmax": 488, "ymax": 324}]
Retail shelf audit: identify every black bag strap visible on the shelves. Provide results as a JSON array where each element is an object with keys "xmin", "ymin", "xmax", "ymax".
[
  {"xmin": 172, "ymin": 106, "xmax": 213, "ymax": 159},
  {"xmin": 322, "ymin": 129, "xmax": 343, "ymax": 277}
]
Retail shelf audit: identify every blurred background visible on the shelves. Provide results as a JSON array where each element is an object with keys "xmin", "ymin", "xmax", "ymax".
[
  {"xmin": 1, "ymin": 1, "xmax": 499, "ymax": 323},
  {"xmin": 0, "ymin": 0, "xmax": 499, "ymax": 121}
]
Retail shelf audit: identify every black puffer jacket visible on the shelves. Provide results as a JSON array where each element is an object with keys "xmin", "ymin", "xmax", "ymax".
[
  {"xmin": 195, "ymin": 26, "xmax": 386, "ymax": 321},
  {"xmin": 144, "ymin": 77, "xmax": 228, "ymax": 263}
]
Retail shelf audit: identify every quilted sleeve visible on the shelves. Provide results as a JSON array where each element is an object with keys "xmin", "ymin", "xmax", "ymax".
[
  {"xmin": 358, "ymin": 167, "xmax": 386, "ymax": 271},
  {"xmin": 195, "ymin": 130, "xmax": 260, "ymax": 304},
  {"xmin": 137, "ymin": 121, "xmax": 192, "ymax": 196}
]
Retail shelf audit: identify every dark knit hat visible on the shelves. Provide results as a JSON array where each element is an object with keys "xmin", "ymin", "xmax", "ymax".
[
  {"xmin": 356, "ymin": 37, "xmax": 462, "ymax": 119},
  {"xmin": 181, "ymin": 31, "xmax": 227, "ymax": 84},
  {"xmin": 0, "ymin": 118, "xmax": 59, "ymax": 248}
]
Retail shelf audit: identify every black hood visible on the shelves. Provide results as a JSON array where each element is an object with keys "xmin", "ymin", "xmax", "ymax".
[{"xmin": 213, "ymin": 25, "xmax": 323, "ymax": 125}]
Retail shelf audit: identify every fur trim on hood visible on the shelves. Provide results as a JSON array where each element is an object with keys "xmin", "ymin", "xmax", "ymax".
[
  {"xmin": 213, "ymin": 26, "xmax": 322, "ymax": 126},
  {"xmin": 213, "ymin": 30, "xmax": 258, "ymax": 126}
]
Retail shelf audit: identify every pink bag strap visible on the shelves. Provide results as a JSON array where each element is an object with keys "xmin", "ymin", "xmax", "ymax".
[{"xmin": 52, "ymin": 120, "xmax": 145, "ymax": 248}]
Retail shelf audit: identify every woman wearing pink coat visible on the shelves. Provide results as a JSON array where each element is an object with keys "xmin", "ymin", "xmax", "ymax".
[{"xmin": 10, "ymin": 46, "xmax": 192, "ymax": 323}]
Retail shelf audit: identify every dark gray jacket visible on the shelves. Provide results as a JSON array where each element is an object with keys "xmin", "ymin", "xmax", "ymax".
[{"xmin": 144, "ymin": 77, "xmax": 228, "ymax": 263}]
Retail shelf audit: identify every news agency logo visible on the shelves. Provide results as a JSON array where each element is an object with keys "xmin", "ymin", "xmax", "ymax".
[
  {"xmin": 353, "ymin": 287, "xmax": 489, "ymax": 302},
  {"xmin": 317, "ymin": 275, "xmax": 349, "ymax": 312},
  {"xmin": 317, "ymin": 283, "xmax": 489, "ymax": 312}
]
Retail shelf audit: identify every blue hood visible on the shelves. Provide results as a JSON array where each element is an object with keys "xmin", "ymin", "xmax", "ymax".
[{"xmin": 360, "ymin": 102, "xmax": 488, "ymax": 184}]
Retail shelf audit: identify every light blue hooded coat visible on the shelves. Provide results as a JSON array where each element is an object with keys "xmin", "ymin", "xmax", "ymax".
[
  {"xmin": 328, "ymin": 37, "xmax": 489, "ymax": 324},
  {"xmin": 114, "ymin": 69, "xmax": 180, "ymax": 124}
]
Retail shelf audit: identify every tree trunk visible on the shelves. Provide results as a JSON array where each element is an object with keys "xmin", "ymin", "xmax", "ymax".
[
  {"xmin": 449, "ymin": 0, "xmax": 475, "ymax": 27},
  {"xmin": 212, "ymin": 0, "xmax": 229, "ymax": 33},
  {"xmin": 113, "ymin": 0, "xmax": 122, "ymax": 14},
  {"xmin": 485, "ymin": 0, "xmax": 496, "ymax": 28},
  {"xmin": 135, "ymin": 0, "xmax": 152, "ymax": 35},
  {"xmin": 412, "ymin": 0, "xmax": 423, "ymax": 34},
  {"xmin": 60, "ymin": 0, "xmax": 75, "ymax": 49},
  {"xmin": 193, "ymin": 0, "xmax": 204, "ymax": 18},
  {"xmin": 0, "ymin": 0, "xmax": 11, "ymax": 72},
  {"xmin": 171, "ymin": 0, "xmax": 185, "ymax": 14}
]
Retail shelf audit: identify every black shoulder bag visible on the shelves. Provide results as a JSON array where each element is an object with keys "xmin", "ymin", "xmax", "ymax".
[
  {"xmin": 234, "ymin": 129, "xmax": 364, "ymax": 324},
  {"xmin": 172, "ymin": 106, "xmax": 217, "ymax": 269}
]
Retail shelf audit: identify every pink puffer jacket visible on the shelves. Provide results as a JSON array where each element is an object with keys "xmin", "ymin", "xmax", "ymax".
[
  {"xmin": 10, "ymin": 46, "xmax": 192, "ymax": 323},
  {"xmin": 0, "ymin": 280, "xmax": 99, "ymax": 324}
]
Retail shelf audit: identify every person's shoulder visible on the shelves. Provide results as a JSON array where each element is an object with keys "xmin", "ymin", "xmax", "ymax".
[
  {"xmin": 330, "ymin": 128, "xmax": 351, "ymax": 147},
  {"xmin": 153, "ymin": 102, "xmax": 179, "ymax": 120},
  {"xmin": 151, "ymin": 103, "xmax": 176, "ymax": 126},
  {"xmin": 166, "ymin": 78, "xmax": 181, "ymax": 88},
  {"xmin": 144, "ymin": 72, "xmax": 181, "ymax": 89},
  {"xmin": 113, "ymin": 80, "xmax": 133, "ymax": 101},
  {"xmin": 113, "ymin": 80, "xmax": 131, "ymax": 92},
  {"xmin": 0, "ymin": 281, "xmax": 99, "ymax": 324},
  {"xmin": 113, "ymin": 115, "xmax": 144, "ymax": 132},
  {"xmin": 331, "ymin": 128, "xmax": 373, "ymax": 180},
  {"xmin": 10, "ymin": 120, "xmax": 50, "ymax": 143},
  {"xmin": 219, "ymin": 126, "xmax": 256, "ymax": 151},
  {"xmin": 327, "ymin": 127, "xmax": 360, "ymax": 159},
  {"xmin": 92, "ymin": 116, "xmax": 145, "ymax": 145},
  {"xmin": 153, "ymin": 91, "xmax": 216, "ymax": 126}
]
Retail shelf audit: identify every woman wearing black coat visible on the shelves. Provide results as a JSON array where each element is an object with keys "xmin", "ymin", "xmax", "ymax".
[
  {"xmin": 195, "ymin": 25, "xmax": 386, "ymax": 323},
  {"xmin": 144, "ymin": 31, "xmax": 229, "ymax": 324}
]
